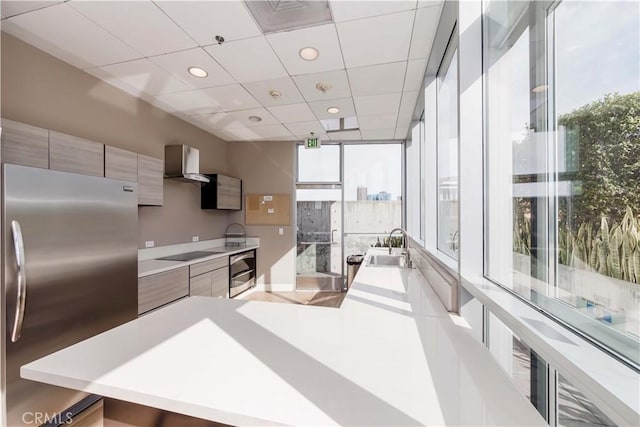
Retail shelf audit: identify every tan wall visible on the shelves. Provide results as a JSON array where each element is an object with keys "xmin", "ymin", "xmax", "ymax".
[
  {"xmin": 1, "ymin": 33, "xmax": 229, "ymax": 248},
  {"xmin": 227, "ymin": 141, "xmax": 296, "ymax": 285}
]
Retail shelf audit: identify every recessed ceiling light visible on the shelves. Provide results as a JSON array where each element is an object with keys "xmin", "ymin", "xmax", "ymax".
[
  {"xmin": 299, "ymin": 47, "xmax": 319, "ymax": 61},
  {"xmin": 327, "ymin": 107, "xmax": 340, "ymax": 114},
  {"xmin": 248, "ymin": 115, "xmax": 262, "ymax": 122},
  {"xmin": 188, "ymin": 66, "xmax": 208, "ymax": 78}
]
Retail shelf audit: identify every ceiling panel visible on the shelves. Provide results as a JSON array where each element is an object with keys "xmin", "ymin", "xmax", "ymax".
[
  {"xmin": 347, "ymin": 61, "xmax": 407, "ymax": 96},
  {"xmin": 396, "ymin": 113, "xmax": 413, "ymax": 129},
  {"xmin": 354, "ymin": 93, "xmax": 401, "ymax": 116},
  {"xmin": 292, "ymin": 69, "xmax": 352, "ymax": 102},
  {"xmin": 1, "ymin": 0, "xmax": 62, "ymax": 18},
  {"xmin": 409, "ymin": 4, "xmax": 441, "ymax": 60},
  {"xmin": 308, "ymin": 97, "xmax": 356, "ymax": 120},
  {"xmin": 222, "ymin": 123, "xmax": 293, "ymax": 141},
  {"xmin": 399, "ymin": 90, "xmax": 419, "ymax": 115},
  {"xmin": 330, "ymin": 0, "xmax": 416, "ymax": 22},
  {"xmin": 242, "ymin": 77, "xmax": 305, "ymax": 107},
  {"xmin": 360, "ymin": 129, "xmax": 396, "ymax": 140},
  {"xmin": 267, "ymin": 24, "xmax": 344, "ymax": 76},
  {"xmin": 2, "ymin": 3, "xmax": 141, "ymax": 69},
  {"xmin": 69, "ymin": 1, "xmax": 196, "ymax": 57},
  {"xmin": 150, "ymin": 48, "xmax": 235, "ymax": 89},
  {"xmin": 336, "ymin": 10, "xmax": 415, "ymax": 68},
  {"xmin": 404, "ymin": 59, "xmax": 427, "ymax": 92},
  {"xmin": 327, "ymin": 129, "xmax": 362, "ymax": 141},
  {"xmin": 418, "ymin": 0, "xmax": 443, "ymax": 8},
  {"xmin": 204, "ymin": 37, "xmax": 288, "ymax": 83},
  {"xmin": 284, "ymin": 121, "xmax": 327, "ymax": 139},
  {"xmin": 357, "ymin": 113, "xmax": 398, "ymax": 130},
  {"xmin": 394, "ymin": 127, "xmax": 409, "ymax": 139},
  {"xmin": 154, "ymin": 1, "xmax": 262, "ymax": 45},
  {"xmin": 195, "ymin": 107, "xmax": 279, "ymax": 130},
  {"xmin": 88, "ymin": 58, "xmax": 191, "ymax": 97},
  {"xmin": 268, "ymin": 103, "xmax": 317, "ymax": 123},
  {"xmin": 153, "ymin": 84, "xmax": 260, "ymax": 115}
]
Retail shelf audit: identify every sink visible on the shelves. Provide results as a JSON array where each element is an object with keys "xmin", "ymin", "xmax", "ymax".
[{"xmin": 366, "ymin": 254, "xmax": 408, "ymax": 268}]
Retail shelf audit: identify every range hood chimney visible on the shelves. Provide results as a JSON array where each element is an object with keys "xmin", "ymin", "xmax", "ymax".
[{"xmin": 164, "ymin": 145, "xmax": 210, "ymax": 183}]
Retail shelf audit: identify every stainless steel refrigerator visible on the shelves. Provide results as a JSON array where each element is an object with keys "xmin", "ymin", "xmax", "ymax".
[{"xmin": 1, "ymin": 164, "xmax": 138, "ymax": 426}]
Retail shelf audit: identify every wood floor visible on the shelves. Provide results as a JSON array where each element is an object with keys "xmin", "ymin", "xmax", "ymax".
[{"xmin": 242, "ymin": 291, "xmax": 345, "ymax": 308}]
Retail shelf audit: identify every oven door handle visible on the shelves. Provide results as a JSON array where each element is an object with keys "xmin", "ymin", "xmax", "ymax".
[
  {"xmin": 231, "ymin": 269, "xmax": 254, "ymax": 280},
  {"xmin": 230, "ymin": 252, "xmax": 254, "ymax": 264}
]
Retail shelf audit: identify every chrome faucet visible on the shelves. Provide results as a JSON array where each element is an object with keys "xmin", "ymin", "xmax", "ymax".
[{"xmin": 388, "ymin": 227, "xmax": 411, "ymax": 267}]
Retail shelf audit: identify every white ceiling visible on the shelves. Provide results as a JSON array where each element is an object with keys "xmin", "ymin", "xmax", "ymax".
[{"xmin": 1, "ymin": 0, "xmax": 442, "ymax": 142}]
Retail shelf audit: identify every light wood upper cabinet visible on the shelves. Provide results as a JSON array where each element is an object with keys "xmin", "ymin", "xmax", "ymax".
[
  {"xmin": 201, "ymin": 174, "xmax": 242, "ymax": 210},
  {"xmin": 49, "ymin": 131, "xmax": 104, "ymax": 177},
  {"xmin": 138, "ymin": 267, "xmax": 189, "ymax": 315},
  {"xmin": 0, "ymin": 118, "xmax": 49, "ymax": 169},
  {"xmin": 137, "ymin": 154, "xmax": 163, "ymax": 206},
  {"xmin": 105, "ymin": 146, "xmax": 137, "ymax": 182}
]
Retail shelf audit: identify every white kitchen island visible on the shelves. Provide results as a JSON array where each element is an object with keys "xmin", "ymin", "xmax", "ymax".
[{"xmin": 21, "ymin": 249, "xmax": 546, "ymax": 426}]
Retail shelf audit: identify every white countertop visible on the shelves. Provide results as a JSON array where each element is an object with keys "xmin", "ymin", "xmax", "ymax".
[
  {"xmin": 138, "ymin": 243, "xmax": 259, "ymax": 278},
  {"xmin": 22, "ymin": 248, "xmax": 547, "ymax": 426}
]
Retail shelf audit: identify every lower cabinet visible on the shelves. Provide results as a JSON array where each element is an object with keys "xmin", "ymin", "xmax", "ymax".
[
  {"xmin": 189, "ymin": 257, "xmax": 229, "ymax": 299},
  {"xmin": 67, "ymin": 399, "xmax": 103, "ymax": 427},
  {"xmin": 138, "ymin": 267, "xmax": 189, "ymax": 315}
]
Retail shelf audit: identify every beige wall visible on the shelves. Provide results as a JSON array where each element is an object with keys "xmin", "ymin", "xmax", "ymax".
[
  {"xmin": 1, "ymin": 33, "xmax": 229, "ymax": 248},
  {"xmin": 227, "ymin": 141, "xmax": 296, "ymax": 285}
]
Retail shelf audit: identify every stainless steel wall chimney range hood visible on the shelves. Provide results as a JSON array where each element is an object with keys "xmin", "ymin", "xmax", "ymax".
[{"xmin": 164, "ymin": 145, "xmax": 210, "ymax": 183}]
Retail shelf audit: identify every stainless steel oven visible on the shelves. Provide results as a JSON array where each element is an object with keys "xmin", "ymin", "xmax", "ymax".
[{"xmin": 229, "ymin": 249, "xmax": 256, "ymax": 298}]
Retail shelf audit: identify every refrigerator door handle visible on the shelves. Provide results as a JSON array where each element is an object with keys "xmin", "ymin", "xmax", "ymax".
[{"xmin": 10, "ymin": 220, "xmax": 27, "ymax": 342}]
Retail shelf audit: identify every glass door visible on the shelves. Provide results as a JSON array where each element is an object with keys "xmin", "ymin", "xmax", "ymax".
[{"xmin": 296, "ymin": 144, "xmax": 344, "ymax": 291}]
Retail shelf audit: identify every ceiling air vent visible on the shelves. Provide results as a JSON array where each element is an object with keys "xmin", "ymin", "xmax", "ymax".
[{"xmin": 244, "ymin": 0, "xmax": 333, "ymax": 34}]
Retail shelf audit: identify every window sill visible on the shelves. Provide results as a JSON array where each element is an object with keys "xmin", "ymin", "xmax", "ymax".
[{"xmin": 460, "ymin": 274, "xmax": 639, "ymax": 427}]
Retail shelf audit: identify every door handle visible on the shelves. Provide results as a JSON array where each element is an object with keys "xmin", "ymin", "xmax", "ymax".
[{"xmin": 10, "ymin": 220, "xmax": 27, "ymax": 342}]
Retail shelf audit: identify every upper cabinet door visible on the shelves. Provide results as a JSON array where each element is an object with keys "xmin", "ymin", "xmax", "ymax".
[
  {"xmin": 49, "ymin": 131, "xmax": 104, "ymax": 177},
  {"xmin": 137, "ymin": 154, "xmax": 163, "ymax": 206},
  {"xmin": 216, "ymin": 175, "xmax": 242, "ymax": 210},
  {"xmin": 0, "ymin": 118, "xmax": 49, "ymax": 169},
  {"xmin": 105, "ymin": 145, "xmax": 137, "ymax": 182}
]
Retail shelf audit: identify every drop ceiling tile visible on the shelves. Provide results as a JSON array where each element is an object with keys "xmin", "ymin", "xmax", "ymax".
[
  {"xmin": 354, "ymin": 93, "xmax": 401, "ymax": 116},
  {"xmin": 267, "ymin": 103, "xmax": 316, "ymax": 123},
  {"xmin": 88, "ymin": 58, "xmax": 191, "ymax": 97},
  {"xmin": 193, "ymin": 108, "xmax": 281, "ymax": 132},
  {"xmin": 154, "ymin": 1, "xmax": 262, "ymax": 45},
  {"xmin": 327, "ymin": 130, "xmax": 362, "ymax": 141},
  {"xmin": 150, "ymin": 48, "xmax": 235, "ymax": 89},
  {"xmin": 154, "ymin": 84, "xmax": 260, "ymax": 115},
  {"xmin": 409, "ymin": 5, "xmax": 441, "ymax": 60},
  {"xmin": 361, "ymin": 129, "xmax": 396, "ymax": 140},
  {"xmin": 266, "ymin": 24, "xmax": 344, "ymax": 75},
  {"xmin": 292, "ymin": 70, "xmax": 351, "ymax": 102},
  {"xmin": 2, "ymin": 3, "xmax": 141, "ymax": 68},
  {"xmin": 357, "ymin": 113, "xmax": 398, "ymax": 130},
  {"xmin": 396, "ymin": 113, "xmax": 413, "ymax": 129},
  {"xmin": 347, "ymin": 62, "xmax": 407, "ymax": 96},
  {"xmin": 247, "ymin": 124, "xmax": 294, "ymax": 140},
  {"xmin": 418, "ymin": 0, "xmax": 443, "ymax": 8},
  {"xmin": 284, "ymin": 121, "xmax": 327, "ymax": 138},
  {"xmin": 204, "ymin": 37, "xmax": 288, "ymax": 83},
  {"xmin": 404, "ymin": 59, "xmax": 427, "ymax": 91},
  {"xmin": 69, "ymin": 1, "xmax": 196, "ymax": 57},
  {"xmin": 1, "ymin": 1, "xmax": 62, "ymax": 18},
  {"xmin": 242, "ymin": 77, "xmax": 305, "ymax": 107},
  {"xmin": 336, "ymin": 10, "xmax": 414, "ymax": 68},
  {"xmin": 395, "ymin": 127, "xmax": 409, "ymax": 139},
  {"xmin": 399, "ymin": 90, "xmax": 419, "ymax": 115},
  {"xmin": 330, "ymin": 1, "xmax": 416, "ymax": 22},
  {"xmin": 308, "ymin": 98, "xmax": 357, "ymax": 120}
]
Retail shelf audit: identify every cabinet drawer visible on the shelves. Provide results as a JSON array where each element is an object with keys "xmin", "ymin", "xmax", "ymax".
[
  {"xmin": 138, "ymin": 267, "xmax": 189, "ymax": 315},
  {"xmin": 189, "ymin": 257, "xmax": 228, "ymax": 277},
  {"xmin": 211, "ymin": 266, "xmax": 229, "ymax": 298},
  {"xmin": 49, "ymin": 131, "xmax": 104, "ymax": 177},
  {"xmin": 0, "ymin": 118, "xmax": 49, "ymax": 168},
  {"xmin": 190, "ymin": 273, "xmax": 212, "ymax": 297}
]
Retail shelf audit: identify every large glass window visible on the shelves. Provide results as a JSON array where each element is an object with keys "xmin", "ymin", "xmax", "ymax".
[
  {"xmin": 437, "ymin": 35, "xmax": 459, "ymax": 259},
  {"xmin": 484, "ymin": 0, "xmax": 639, "ymax": 366}
]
